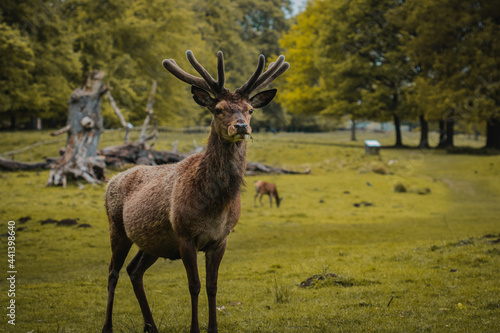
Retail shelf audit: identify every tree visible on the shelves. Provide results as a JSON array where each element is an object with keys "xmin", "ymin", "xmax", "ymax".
[
  {"xmin": 46, "ymin": 71, "xmax": 107, "ymax": 186},
  {"xmin": 69, "ymin": 0, "xmax": 208, "ymax": 127},
  {"xmin": 279, "ymin": 0, "xmax": 415, "ymax": 144},
  {"xmin": 1, "ymin": 0, "xmax": 294, "ymax": 129},
  {"xmin": 0, "ymin": 20, "xmax": 35, "ymax": 128},
  {"xmin": 237, "ymin": 0, "xmax": 292, "ymax": 56},
  {"xmin": 0, "ymin": 0, "xmax": 81, "ymax": 127},
  {"xmin": 396, "ymin": 0, "xmax": 500, "ymax": 149}
]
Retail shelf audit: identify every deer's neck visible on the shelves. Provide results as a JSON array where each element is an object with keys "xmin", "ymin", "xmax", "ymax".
[{"xmin": 195, "ymin": 129, "xmax": 246, "ymax": 212}]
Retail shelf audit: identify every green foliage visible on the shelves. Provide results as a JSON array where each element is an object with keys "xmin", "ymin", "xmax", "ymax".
[
  {"xmin": 0, "ymin": 0, "xmax": 292, "ymax": 129},
  {"xmin": 279, "ymin": 0, "xmax": 412, "ymax": 123},
  {"xmin": 0, "ymin": 0, "xmax": 81, "ymax": 124},
  {"xmin": 0, "ymin": 21, "xmax": 35, "ymax": 113},
  {"xmin": 279, "ymin": 0, "xmax": 500, "ymax": 143},
  {"xmin": 394, "ymin": 0, "xmax": 500, "ymax": 127}
]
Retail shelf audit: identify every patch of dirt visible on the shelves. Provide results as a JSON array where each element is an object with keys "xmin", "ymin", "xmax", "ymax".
[
  {"xmin": 394, "ymin": 183, "xmax": 407, "ymax": 193},
  {"xmin": 353, "ymin": 201, "xmax": 373, "ymax": 207},
  {"xmin": 40, "ymin": 218, "xmax": 58, "ymax": 225},
  {"xmin": 19, "ymin": 216, "xmax": 31, "ymax": 223},
  {"xmin": 299, "ymin": 273, "xmax": 379, "ymax": 289},
  {"xmin": 300, "ymin": 273, "xmax": 337, "ymax": 288},
  {"xmin": 57, "ymin": 218, "xmax": 79, "ymax": 226}
]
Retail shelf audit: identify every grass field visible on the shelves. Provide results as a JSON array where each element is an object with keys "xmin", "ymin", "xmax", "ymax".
[{"xmin": 0, "ymin": 129, "xmax": 499, "ymax": 332}]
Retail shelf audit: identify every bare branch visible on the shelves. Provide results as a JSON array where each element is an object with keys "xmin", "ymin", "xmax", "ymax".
[
  {"xmin": 50, "ymin": 125, "xmax": 71, "ymax": 136},
  {"xmin": 105, "ymin": 91, "xmax": 131, "ymax": 143},
  {"xmin": 139, "ymin": 80, "xmax": 158, "ymax": 145}
]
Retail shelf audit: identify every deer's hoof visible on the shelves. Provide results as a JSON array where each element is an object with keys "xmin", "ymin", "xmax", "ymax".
[
  {"xmin": 102, "ymin": 326, "xmax": 113, "ymax": 333},
  {"xmin": 144, "ymin": 323, "xmax": 159, "ymax": 333}
]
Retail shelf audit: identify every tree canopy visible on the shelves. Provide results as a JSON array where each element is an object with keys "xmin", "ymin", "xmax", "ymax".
[
  {"xmin": 0, "ymin": 0, "xmax": 291, "ymax": 128},
  {"xmin": 278, "ymin": 0, "xmax": 500, "ymax": 148},
  {"xmin": 2, "ymin": 0, "xmax": 499, "ymax": 148}
]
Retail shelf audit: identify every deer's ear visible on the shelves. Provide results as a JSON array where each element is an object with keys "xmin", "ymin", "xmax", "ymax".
[
  {"xmin": 191, "ymin": 86, "xmax": 215, "ymax": 107},
  {"xmin": 249, "ymin": 89, "xmax": 277, "ymax": 109}
]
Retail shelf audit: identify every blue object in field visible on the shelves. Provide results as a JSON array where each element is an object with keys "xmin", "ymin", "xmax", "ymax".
[{"xmin": 364, "ymin": 140, "xmax": 381, "ymax": 155}]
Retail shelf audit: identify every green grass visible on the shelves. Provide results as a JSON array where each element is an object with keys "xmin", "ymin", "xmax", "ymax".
[{"xmin": 0, "ymin": 130, "xmax": 499, "ymax": 332}]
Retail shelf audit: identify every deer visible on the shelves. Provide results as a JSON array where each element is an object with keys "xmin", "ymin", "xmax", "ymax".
[
  {"xmin": 254, "ymin": 180, "xmax": 282, "ymax": 208},
  {"xmin": 102, "ymin": 50, "xmax": 289, "ymax": 333}
]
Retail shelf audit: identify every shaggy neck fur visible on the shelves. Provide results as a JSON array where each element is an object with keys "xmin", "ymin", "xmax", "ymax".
[{"xmin": 194, "ymin": 125, "xmax": 247, "ymax": 215}]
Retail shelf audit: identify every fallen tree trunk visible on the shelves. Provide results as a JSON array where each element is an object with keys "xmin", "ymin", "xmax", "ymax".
[
  {"xmin": 1, "ymin": 144, "xmax": 311, "ymax": 175},
  {"xmin": 0, "ymin": 157, "xmax": 49, "ymax": 171},
  {"xmin": 100, "ymin": 142, "xmax": 185, "ymax": 167},
  {"xmin": 98, "ymin": 143, "xmax": 310, "ymax": 175},
  {"xmin": 246, "ymin": 161, "xmax": 311, "ymax": 175}
]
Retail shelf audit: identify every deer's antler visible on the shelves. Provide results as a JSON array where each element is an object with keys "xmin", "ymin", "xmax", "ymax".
[
  {"xmin": 163, "ymin": 51, "xmax": 289, "ymax": 98},
  {"xmin": 162, "ymin": 50, "xmax": 227, "ymax": 97},
  {"xmin": 236, "ymin": 55, "xmax": 290, "ymax": 97}
]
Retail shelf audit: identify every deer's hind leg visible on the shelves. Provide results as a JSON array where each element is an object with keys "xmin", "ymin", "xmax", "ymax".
[
  {"xmin": 103, "ymin": 223, "xmax": 133, "ymax": 333},
  {"xmin": 127, "ymin": 250, "xmax": 159, "ymax": 333}
]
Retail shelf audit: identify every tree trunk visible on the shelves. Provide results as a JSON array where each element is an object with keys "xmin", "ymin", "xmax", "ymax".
[
  {"xmin": 418, "ymin": 115, "xmax": 430, "ymax": 148},
  {"xmin": 393, "ymin": 113, "xmax": 403, "ymax": 147},
  {"xmin": 445, "ymin": 118, "xmax": 454, "ymax": 148},
  {"xmin": 10, "ymin": 113, "xmax": 16, "ymax": 130},
  {"xmin": 437, "ymin": 120, "xmax": 447, "ymax": 148},
  {"xmin": 0, "ymin": 157, "xmax": 49, "ymax": 171},
  {"xmin": 351, "ymin": 118, "xmax": 356, "ymax": 141},
  {"xmin": 46, "ymin": 70, "xmax": 107, "ymax": 187},
  {"xmin": 485, "ymin": 117, "xmax": 500, "ymax": 149}
]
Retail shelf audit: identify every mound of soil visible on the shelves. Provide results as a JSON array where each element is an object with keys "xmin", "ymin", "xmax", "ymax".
[
  {"xmin": 299, "ymin": 273, "xmax": 337, "ymax": 288},
  {"xmin": 57, "ymin": 219, "xmax": 79, "ymax": 226},
  {"xmin": 40, "ymin": 218, "xmax": 58, "ymax": 225},
  {"xmin": 19, "ymin": 216, "xmax": 32, "ymax": 223}
]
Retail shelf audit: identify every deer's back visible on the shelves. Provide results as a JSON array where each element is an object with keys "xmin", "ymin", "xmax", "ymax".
[
  {"xmin": 255, "ymin": 181, "xmax": 277, "ymax": 195},
  {"xmin": 106, "ymin": 163, "xmax": 180, "ymax": 258}
]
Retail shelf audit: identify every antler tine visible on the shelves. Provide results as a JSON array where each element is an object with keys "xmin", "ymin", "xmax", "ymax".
[
  {"xmin": 250, "ymin": 55, "xmax": 286, "ymax": 92},
  {"xmin": 186, "ymin": 50, "xmax": 220, "ymax": 95},
  {"xmin": 162, "ymin": 58, "xmax": 211, "ymax": 92},
  {"xmin": 253, "ymin": 61, "xmax": 290, "ymax": 92},
  {"xmin": 216, "ymin": 51, "xmax": 226, "ymax": 92},
  {"xmin": 236, "ymin": 54, "xmax": 266, "ymax": 95}
]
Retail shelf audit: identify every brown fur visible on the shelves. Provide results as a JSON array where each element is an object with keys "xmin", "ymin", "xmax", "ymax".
[
  {"xmin": 254, "ymin": 180, "xmax": 282, "ymax": 208},
  {"xmin": 102, "ymin": 51, "xmax": 288, "ymax": 333}
]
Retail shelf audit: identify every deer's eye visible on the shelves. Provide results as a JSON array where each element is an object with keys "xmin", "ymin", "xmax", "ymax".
[
  {"xmin": 215, "ymin": 108, "xmax": 223, "ymax": 115},
  {"xmin": 249, "ymin": 109, "xmax": 254, "ymax": 115}
]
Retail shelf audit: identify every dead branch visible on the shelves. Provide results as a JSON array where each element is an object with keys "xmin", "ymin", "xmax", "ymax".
[
  {"xmin": 0, "ymin": 156, "xmax": 49, "ymax": 171},
  {"xmin": 50, "ymin": 125, "xmax": 71, "ymax": 137},
  {"xmin": 139, "ymin": 80, "xmax": 158, "ymax": 145},
  {"xmin": 105, "ymin": 91, "xmax": 131, "ymax": 143}
]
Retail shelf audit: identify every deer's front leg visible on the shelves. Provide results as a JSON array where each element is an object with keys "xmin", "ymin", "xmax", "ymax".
[
  {"xmin": 180, "ymin": 239, "xmax": 201, "ymax": 333},
  {"xmin": 206, "ymin": 240, "xmax": 227, "ymax": 333}
]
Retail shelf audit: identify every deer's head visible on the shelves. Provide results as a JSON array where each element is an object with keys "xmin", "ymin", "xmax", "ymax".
[{"xmin": 163, "ymin": 51, "xmax": 289, "ymax": 143}]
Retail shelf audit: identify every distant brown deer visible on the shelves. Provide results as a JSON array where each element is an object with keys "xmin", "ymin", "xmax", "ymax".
[
  {"xmin": 102, "ymin": 50, "xmax": 289, "ymax": 333},
  {"xmin": 254, "ymin": 180, "xmax": 282, "ymax": 208}
]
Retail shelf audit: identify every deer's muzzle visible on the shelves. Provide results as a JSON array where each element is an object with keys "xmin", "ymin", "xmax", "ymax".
[{"xmin": 228, "ymin": 122, "xmax": 251, "ymax": 141}]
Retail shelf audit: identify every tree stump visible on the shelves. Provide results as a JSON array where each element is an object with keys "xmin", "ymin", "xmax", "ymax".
[{"xmin": 46, "ymin": 71, "xmax": 107, "ymax": 187}]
